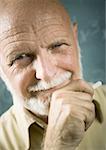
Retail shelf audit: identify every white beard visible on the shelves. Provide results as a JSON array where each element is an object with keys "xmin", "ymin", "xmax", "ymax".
[
  {"xmin": 24, "ymin": 97, "xmax": 50, "ymax": 116},
  {"xmin": 25, "ymin": 71, "xmax": 72, "ymax": 116},
  {"xmin": 0, "ymin": 69, "xmax": 72, "ymax": 117},
  {"xmin": 1, "ymin": 71, "xmax": 73, "ymax": 117}
]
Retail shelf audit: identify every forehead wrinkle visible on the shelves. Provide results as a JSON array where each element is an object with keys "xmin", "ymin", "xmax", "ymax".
[
  {"xmin": 0, "ymin": 32, "xmax": 35, "ymax": 45},
  {"xmin": 0, "ymin": 24, "xmax": 34, "ymax": 41},
  {"xmin": 0, "ymin": 32, "xmax": 36, "ymax": 48},
  {"xmin": 33, "ymin": 14, "xmax": 70, "ymax": 28},
  {"xmin": 34, "ymin": 20, "xmax": 69, "ymax": 33},
  {"xmin": 41, "ymin": 29, "xmax": 70, "ymax": 42},
  {"xmin": 33, "ymin": 23, "xmax": 64, "ymax": 42},
  {"xmin": 31, "ymin": 18, "xmax": 71, "ymax": 46},
  {"xmin": 36, "ymin": 25, "xmax": 71, "ymax": 47},
  {"xmin": 37, "ymin": 22, "xmax": 70, "ymax": 35},
  {"xmin": 0, "ymin": 24, "xmax": 38, "ymax": 51},
  {"xmin": 1, "ymin": 40, "xmax": 36, "ymax": 55}
]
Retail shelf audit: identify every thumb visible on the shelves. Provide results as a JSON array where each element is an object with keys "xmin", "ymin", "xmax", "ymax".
[{"xmin": 54, "ymin": 79, "xmax": 94, "ymax": 97}]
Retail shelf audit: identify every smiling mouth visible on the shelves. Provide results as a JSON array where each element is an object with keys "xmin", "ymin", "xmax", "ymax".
[
  {"xmin": 45, "ymin": 79, "xmax": 70, "ymax": 92},
  {"xmin": 30, "ymin": 79, "xmax": 71, "ymax": 97}
]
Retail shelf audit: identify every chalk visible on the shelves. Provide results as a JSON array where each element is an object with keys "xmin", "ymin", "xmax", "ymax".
[{"xmin": 92, "ymin": 81, "xmax": 102, "ymax": 89}]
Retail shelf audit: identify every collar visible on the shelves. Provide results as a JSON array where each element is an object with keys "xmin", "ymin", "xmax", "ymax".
[
  {"xmin": 13, "ymin": 105, "xmax": 47, "ymax": 149},
  {"xmin": 93, "ymin": 85, "xmax": 106, "ymax": 123}
]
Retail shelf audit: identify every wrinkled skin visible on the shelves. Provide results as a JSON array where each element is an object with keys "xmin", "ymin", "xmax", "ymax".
[
  {"xmin": 0, "ymin": 0, "xmax": 95, "ymax": 149},
  {"xmin": 0, "ymin": 0, "xmax": 81, "ymax": 100}
]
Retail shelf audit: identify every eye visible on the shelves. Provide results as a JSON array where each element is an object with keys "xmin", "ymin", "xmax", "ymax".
[
  {"xmin": 48, "ymin": 42, "xmax": 69, "ymax": 55},
  {"xmin": 9, "ymin": 53, "xmax": 34, "ymax": 67},
  {"xmin": 51, "ymin": 43, "xmax": 64, "ymax": 49},
  {"xmin": 15, "ymin": 54, "xmax": 31, "ymax": 60},
  {"xmin": 50, "ymin": 42, "xmax": 69, "ymax": 50}
]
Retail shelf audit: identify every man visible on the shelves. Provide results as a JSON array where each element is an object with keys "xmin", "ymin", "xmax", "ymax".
[{"xmin": 0, "ymin": 0, "xmax": 105, "ymax": 149}]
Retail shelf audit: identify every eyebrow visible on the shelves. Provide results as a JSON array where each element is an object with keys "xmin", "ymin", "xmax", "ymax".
[
  {"xmin": 6, "ymin": 49, "xmax": 31, "ymax": 58},
  {"xmin": 6, "ymin": 48, "xmax": 34, "ymax": 62},
  {"xmin": 47, "ymin": 38, "xmax": 71, "ymax": 49}
]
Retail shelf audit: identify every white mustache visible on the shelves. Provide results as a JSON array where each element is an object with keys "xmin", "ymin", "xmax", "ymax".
[{"xmin": 28, "ymin": 71, "xmax": 72, "ymax": 92}]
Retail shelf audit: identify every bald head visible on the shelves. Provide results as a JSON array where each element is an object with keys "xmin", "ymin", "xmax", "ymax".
[{"xmin": 0, "ymin": 0, "xmax": 71, "ymax": 34}]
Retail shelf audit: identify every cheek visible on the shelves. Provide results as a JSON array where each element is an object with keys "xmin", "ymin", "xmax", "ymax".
[
  {"xmin": 13, "ymin": 68, "xmax": 35, "ymax": 98},
  {"xmin": 54, "ymin": 52, "xmax": 79, "ymax": 73},
  {"xmin": 2, "ymin": 64, "xmax": 35, "ymax": 98}
]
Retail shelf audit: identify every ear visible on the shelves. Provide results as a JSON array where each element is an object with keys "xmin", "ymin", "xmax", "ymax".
[
  {"xmin": 0, "ymin": 66, "xmax": 1, "ymax": 77},
  {"xmin": 71, "ymin": 22, "xmax": 83, "ymax": 80},
  {"xmin": 72, "ymin": 22, "xmax": 78, "ymax": 42}
]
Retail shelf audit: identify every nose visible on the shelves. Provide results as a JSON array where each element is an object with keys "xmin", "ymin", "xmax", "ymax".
[{"xmin": 33, "ymin": 49, "xmax": 56, "ymax": 81}]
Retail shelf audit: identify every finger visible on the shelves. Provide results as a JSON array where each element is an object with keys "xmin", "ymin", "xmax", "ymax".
[
  {"xmin": 54, "ymin": 91, "xmax": 93, "ymax": 102},
  {"xmin": 66, "ymin": 104, "xmax": 95, "ymax": 131},
  {"xmin": 56, "ymin": 95, "xmax": 95, "ymax": 120},
  {"xmin": 56, "ymin": 79, "xmax": 94, "ymax": 96}
]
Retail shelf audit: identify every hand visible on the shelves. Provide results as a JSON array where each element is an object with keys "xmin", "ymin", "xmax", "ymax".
[{"xmin": 44, "ymin": 80, "xmax": 95, "ymax": 150}]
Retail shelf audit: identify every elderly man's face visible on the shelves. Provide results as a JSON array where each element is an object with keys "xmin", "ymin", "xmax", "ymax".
[{"xmin": 0, "ymin": 0, "xmax": 81, "ymax": 117}]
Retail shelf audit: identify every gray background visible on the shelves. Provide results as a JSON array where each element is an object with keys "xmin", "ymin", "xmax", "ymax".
[{"xmin": 0, "ymin": 0, "xmax": 105, "ymax": 115}]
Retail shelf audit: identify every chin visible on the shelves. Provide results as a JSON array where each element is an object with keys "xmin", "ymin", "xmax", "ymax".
[{"xmin": 24, "ymin": 97, "xmax": 50, "ymax": 117}]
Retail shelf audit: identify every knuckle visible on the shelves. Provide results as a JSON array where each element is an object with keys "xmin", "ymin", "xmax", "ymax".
[
  {"xmin": 77, "ymin": 79, "xmax": 86, "ymax": 86},
  {"xmin": 85, "ymin": 93, "xmax": 92, "ymax": 101},
  {"xmin": 80, "ymin": 79, "xmax": 85, "ymax": 84},
  {"xmin": 90, "ymin": 110, "xmax": 95, "ymax": 124},
  {"xmin": 91, "ymin": 102, "xmax": 95, "ymax": 112},
  {"xmin": 89, "ymin": 84, "xmax": 94, "ymax": 95},
  {"xmin": 90, "ymin": 103, "xmax": 95, "ymax": 120},
  {"xmin": 87, "ymin": 102, "xmax": 95, "ymax": 113}
]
